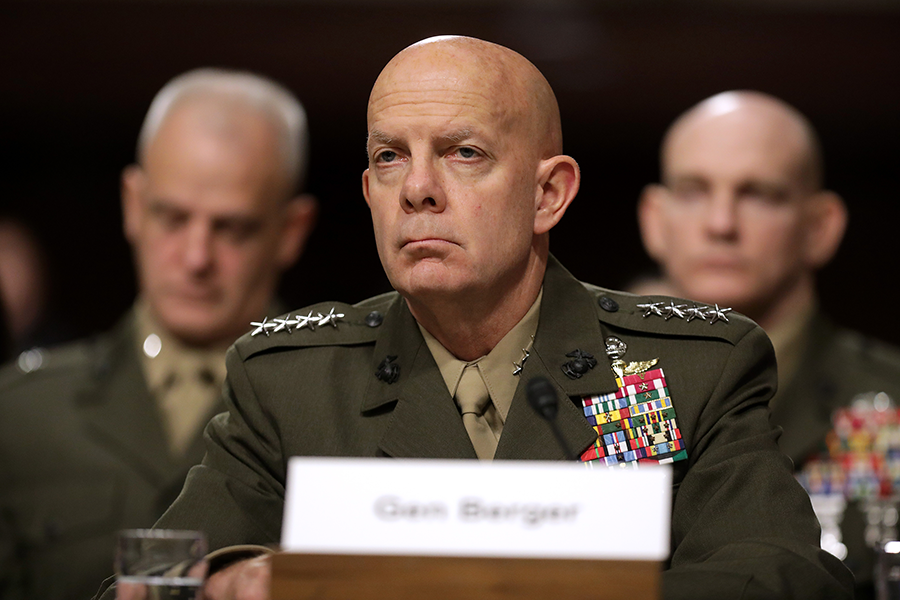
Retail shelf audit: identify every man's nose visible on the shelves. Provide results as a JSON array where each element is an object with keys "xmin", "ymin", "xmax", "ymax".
[
  {"xmin": 183, "ymin": 222, "xmax": 214, "ymax": 273},
  {"xmin": 705, "ymin": 192, "xmax": 739, "ymax": 239},
  {"xmin": 400, "ymin": 157, "xmax": 446, "ymax": 213}
]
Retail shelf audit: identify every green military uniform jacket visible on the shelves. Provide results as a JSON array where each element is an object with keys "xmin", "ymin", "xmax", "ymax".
[
  {"xmin": 0, "ymin": 313, "xmax": 223, "ymax": 600},
  {"xmin": 773, "ymin": 311, "xmax": 900, "ymax": 466},
  {"xmin": 122, "ymin": 257, "xmax": 851, "ymax": 598},
  {"xmin": 772, "ymin": 311, "xmax": 900, "ymax": 597}
]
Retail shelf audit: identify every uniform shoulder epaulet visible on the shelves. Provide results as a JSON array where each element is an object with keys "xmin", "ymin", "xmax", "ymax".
[
  {"xmin": 583, "ymin": 284, "xmax": 758, "ymax": 346},
  {"xmin": 0, "ymin": 339, "xmax": 95, "ymax": 391},
  {"xmin": 235, "ymin": 292, "xmax": 400, "ymax": 360},
  {"xmin": 831, "ymin": 325, "xmax": 900, "ymax": 380}
]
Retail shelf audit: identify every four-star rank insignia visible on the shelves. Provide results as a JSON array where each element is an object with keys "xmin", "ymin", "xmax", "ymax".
[
  {"xmin": 579, "ymin": 363, "xmax": 688, "ymax": 468},
  {"xmin": 250, "ymin": 308, "xmax": 345, "ymax": 336},
  {"xmin": 637, "ymin": 301, "xmax": 731, "ymax": 325}
]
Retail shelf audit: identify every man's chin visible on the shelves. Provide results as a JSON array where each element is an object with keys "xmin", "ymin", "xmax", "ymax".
[
  {"xmin": 394, "ymin": 266, "xmax": 470, "ymax": 300},
  {"xmin": 166, "ymin": 322, "xmax": 232, "ymax": 348},
  {"xmin": 686, "ymin": 286, "xmax": 751, "ymax": 311},
  {"xmin": 155, "ymin": 304, "xmax": 235, "ymax": 347},
  {"xmin": 681, "ymin": 278, "xmax": 754, "ymax": 310}
]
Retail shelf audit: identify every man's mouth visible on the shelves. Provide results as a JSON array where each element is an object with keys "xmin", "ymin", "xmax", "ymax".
[
  {"xmin": 167, "ymin": 287, "xmax": 220, "ymax": 303},
  {"xmin": 401, "ymin": 237, "xmax": 457, "ymax": 251}
]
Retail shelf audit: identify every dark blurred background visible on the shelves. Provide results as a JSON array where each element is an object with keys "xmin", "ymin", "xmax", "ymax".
[{"xmin": 2, "ymin": 0, "xmax": 899, "ymax": 348}]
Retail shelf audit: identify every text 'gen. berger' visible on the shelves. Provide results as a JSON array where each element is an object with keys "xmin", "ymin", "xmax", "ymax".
[{"xmin": 373, "ymin": 495, "xmax": 581, "ymax": 528}]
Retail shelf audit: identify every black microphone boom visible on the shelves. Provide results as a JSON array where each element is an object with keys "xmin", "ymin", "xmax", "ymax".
[{"xmin": 526, "ymin": 376, "xmax": 577, "ymax": 461}]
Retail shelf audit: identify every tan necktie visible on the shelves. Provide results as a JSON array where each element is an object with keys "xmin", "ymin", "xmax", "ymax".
[
  {"xmin": 455, "ymin": 365, "xmax": 498, "ymax": 460},
  {"xmin": 158, "ymin": 360, "xmax": 218, "ymax": 456}
]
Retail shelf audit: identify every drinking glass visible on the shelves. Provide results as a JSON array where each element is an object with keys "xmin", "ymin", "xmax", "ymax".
[
  {"xmin": 877, "ymin": 540, "xmax": 900, "ymax": 600},
  {"xmin": 115, "ymin": 529, "xmax": 208, "ymax": 600}
]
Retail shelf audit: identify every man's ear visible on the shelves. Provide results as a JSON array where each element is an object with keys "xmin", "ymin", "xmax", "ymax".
[
  {"xmin": 804, "ymin": 190, "xmax": 847, "ymax": 269},
  {"xmin": 362, "ymin": 169, "xmax": 372, "ymax": 208},
  {"xmin": 637, "ymin": 184, "xmax": 669, "ymax": 263},
  {"xmin": 276, "ymin": 194, "xmax": 318, "ymax": 269},
  {"xmin": 121, "ymin": 165, "xmax": 145, "ymax": 244},
  {"xmin": 533, "ymin": 155, "xmax": 580, "ymax": 235}
]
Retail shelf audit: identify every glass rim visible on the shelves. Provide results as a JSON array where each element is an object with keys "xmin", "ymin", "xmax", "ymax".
[{"xmin": 118, "ymin": 529, "xmax": 206, "ymax": 541}]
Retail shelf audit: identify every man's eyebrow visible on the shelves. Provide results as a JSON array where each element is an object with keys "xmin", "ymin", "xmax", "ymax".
[
  {"xmin": 366, "ymin": 128, "xmax": 476, "ymax": 148},
  {"xmin": 665, "ymin": 174, "xmax": 706, "ymax": 186},
  {"xmin": 443, "ymin": 128, "xmax": 474, "ymax": 144},
  {"xmin": 367, "ymin": 130, "xmax": 394, "ymax": 147},
  {"xmin": 147, "ymin": 197, "xmax": 188, "ymax": 212}
]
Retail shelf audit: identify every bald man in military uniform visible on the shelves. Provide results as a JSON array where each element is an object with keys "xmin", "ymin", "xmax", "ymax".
[
  {"xmin": 102, "ymin": 38, "xmax": 852, "ymax": 599},
  {"xmin": 637, "ymin": 91, "xmax": 900, "ymax": 596},
  {"xmin": 638, "ymin": 90, "xmax": 900, "ymax": 464},
  {"xmin": 0, "ymin": 70, "xmax": 316, "ymax": 600}
]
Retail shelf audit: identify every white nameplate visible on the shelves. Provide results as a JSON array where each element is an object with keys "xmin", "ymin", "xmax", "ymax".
[{"xmin": 282, "ymin": 457, "xmax": 671, "ymax": 560}]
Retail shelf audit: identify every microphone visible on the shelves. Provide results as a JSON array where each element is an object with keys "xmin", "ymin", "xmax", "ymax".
[{"xmin": 526, "ymin": 376, "xmax": 576, "ymax": 461}]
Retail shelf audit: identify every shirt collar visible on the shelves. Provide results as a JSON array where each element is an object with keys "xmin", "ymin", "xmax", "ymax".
[
  {"xmin": 418, "ymin": 288, "xmax": 542, "ymax": 423},
  {"xmin": 134, "ymin": 298, "xmax": 229, "ymax": 395},
  {"xmin": 765, "ymin": 298, "xmax": 817, "ymax": 407}
]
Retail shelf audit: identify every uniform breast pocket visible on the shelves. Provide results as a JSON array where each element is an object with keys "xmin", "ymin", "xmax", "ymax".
[
  {"xmin": 3, "ymin": 476, "xmax": 122, "ymax": 548},
  {"xmin": 2, "ymin": 477, "xmax": 127, "ymax": 599}
]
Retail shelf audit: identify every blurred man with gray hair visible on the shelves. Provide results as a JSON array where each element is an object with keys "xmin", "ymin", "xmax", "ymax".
[{"xmin": 0, "ymin": 68, "xmax": 316, "ymax": 600}]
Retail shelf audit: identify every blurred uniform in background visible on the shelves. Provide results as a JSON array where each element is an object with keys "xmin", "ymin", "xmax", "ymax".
[
  {"xmin": 0, "ymin": 68, "xmax": 317, "ymax": 600},
  {"xmin": 636, "ymin": 90, "xmax": 900, "ymax": 597}
]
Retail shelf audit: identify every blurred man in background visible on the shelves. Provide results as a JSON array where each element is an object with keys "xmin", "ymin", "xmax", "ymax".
[
  {"xmin": 0, "ymin": 217, "xmax": 50, "ymax": 355},
  {"xmin": 0, "ymin": 68, "xmax": 316, "ymax": 600},
  {"xmin": 0, "ymin": 289, "xmax": 11, "ymax": 363},
  {"xmin": 637, "ymin": 90, "xmax": 900, "ymax": 596}
]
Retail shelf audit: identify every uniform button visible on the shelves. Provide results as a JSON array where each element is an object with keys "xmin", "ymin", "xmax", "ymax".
[
  {"xmin": 365, "ymin": 311, "xmax": 384, "ymax": 327},
  {"xmin": 598, "ymin": 296, "xmax": 619, "ymax": 312},
  {"xmin": 16, "ymin": 348, "xmax": 46, "ymax": 374}
]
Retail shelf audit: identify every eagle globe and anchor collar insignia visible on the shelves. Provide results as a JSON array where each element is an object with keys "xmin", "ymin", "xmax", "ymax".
[{"xmin": 578, "ymin": 335, "xmax": 688, "ymax": 469}]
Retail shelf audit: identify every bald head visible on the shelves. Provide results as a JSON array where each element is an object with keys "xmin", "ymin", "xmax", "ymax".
[
  {"xmin": 662, "ymin": 91, "xmax": 824, "ymax": 192},
  {"xmin": 362, "ymin": 36, "xmax": 581, "ymax": 358},
  {"xmin": 368, "ymin": 36, "xmax": 563, "ymax": 158},
  {"xmin": 639, "ymin": 90, "xmax": 847, "ymax": 328}
]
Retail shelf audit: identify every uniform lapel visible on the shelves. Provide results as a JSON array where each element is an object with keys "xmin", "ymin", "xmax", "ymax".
[
  {"xmin": 495, "ymin": 257, "xmax": 613, "ymax": 461},
  {"xmin": 361, "ymin": 257, "xmax": 623, "ymax": 462},
  {"xmin": 74, "ymin": 314, "xmax": 176, "ymax": 486},
  {"xmin": 494, "ymin": 352, "xmax": 599, "ymax": 460},
  {"xmin": 181, "ymin": 399, "xmax": 226, "ymax": 467},
  {"xmin": 361, "ymin": 297, "xmax": 477, "ymax": 459},
  {"xmin": 771, "ymin": 313, "xmax": 841, "ymax": 465}
]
